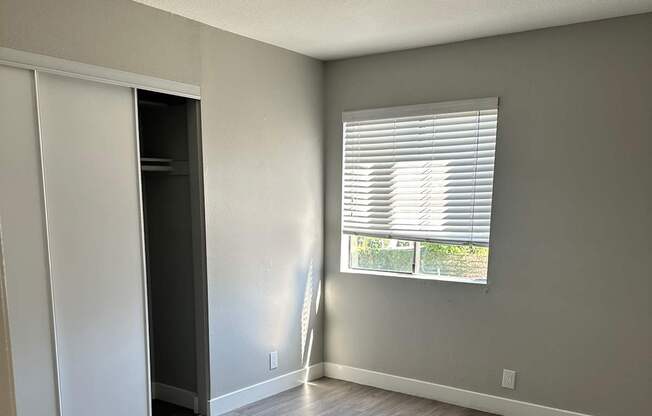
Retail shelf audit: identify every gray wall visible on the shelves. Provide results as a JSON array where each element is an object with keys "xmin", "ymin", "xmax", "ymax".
[
  {"xmin": 0, "ymin": 0, "xmax": 200, "ymax": 84},
  {"xmin": 323, "ymin": 14, "xmax": 652, "ymax": 416},
  {"xmin": 200, "ymin": 26, "xmax": 324, "ymax": 396},
  {"xmin": 0, "ymin": 0, "xmax": 324, "ymax": 404}
]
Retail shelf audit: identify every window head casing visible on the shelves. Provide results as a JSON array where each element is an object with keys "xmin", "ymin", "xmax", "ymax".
[{"xmin": 340, "ymin": 97, "xmax": 499, "ymax": 283}]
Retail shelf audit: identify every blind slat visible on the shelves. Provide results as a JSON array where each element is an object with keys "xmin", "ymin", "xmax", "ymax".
[
  {"xmin": 342, "ymin": 101, "xmax": 498, "ymax": 245},
  {"xmin": 345, "ymin": 115, "xmax": 497, "ymax": 132},
  {"xmin": 344, "ymin": 157, "xmax": 495, "ymax": 169}
]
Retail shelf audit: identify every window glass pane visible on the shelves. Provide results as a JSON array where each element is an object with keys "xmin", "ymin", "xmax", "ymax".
[
  {"xmin": 349, "ymin": 236, "xmax": 414, "ymax": 273},
  {"xmin": 419, "ymin": 243, "xmax": 488, "ymax": 280}
]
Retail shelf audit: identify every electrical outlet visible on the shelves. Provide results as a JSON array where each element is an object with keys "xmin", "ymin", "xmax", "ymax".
[
  {"xmin": 501, "ymin": 369, "xmax": 516, "ymax": 389},
  {"xmin": 269, "ymin": 351, "xmax": 278, "ymax": 370}
]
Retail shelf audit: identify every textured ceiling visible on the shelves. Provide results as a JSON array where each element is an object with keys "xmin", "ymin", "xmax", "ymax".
[{"xmin": 132, "ymin": 0, "xmax": 652, "ymax": 60}]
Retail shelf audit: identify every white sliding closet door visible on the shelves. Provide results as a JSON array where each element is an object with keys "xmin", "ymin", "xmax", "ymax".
[
  {"xmin": 37, "ymin": 73, "xmax": 149, "ymax": 416},
  {"xmin": 0, "ymin": 65, "xmax": 59, "ymax": 416}
]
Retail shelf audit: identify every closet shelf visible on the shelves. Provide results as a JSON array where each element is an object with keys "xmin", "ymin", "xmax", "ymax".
[
  {"xmin": 140, "ymin": 157, "xmax": 189, "ymax": 175},
  {"xmin": 141, "ymin": 165, "xmax": 172, "ymax": 172},
  {"xmin": 141, "ymin": 157, "xmax": 172, "ymax": 163},
  {"xmin": 139, "ymin": 99, "xmax": 171, "ymax": 107}
]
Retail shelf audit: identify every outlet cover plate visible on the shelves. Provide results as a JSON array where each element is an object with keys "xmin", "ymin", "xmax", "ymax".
[
  {"xmin": 502, "ymin": 369, "xmax": 516, "ymax": 389},
  {"xmin": 269, "ymin": 351, "xmax": 278, "ymax": 370}
]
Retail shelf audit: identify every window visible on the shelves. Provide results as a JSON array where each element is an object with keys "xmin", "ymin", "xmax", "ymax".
[{"xmin": 341, "ymin": 98, "xmax": 498, "ymax": 283}]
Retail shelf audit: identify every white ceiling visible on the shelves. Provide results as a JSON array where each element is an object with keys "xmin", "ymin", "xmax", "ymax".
[{"xmin": 132, "ymin": 0, "xmax": 652, "ymax": 60}]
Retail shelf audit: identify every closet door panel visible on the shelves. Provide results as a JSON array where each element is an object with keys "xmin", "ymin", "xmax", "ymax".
[
  {"xmin": 37, "ymin": 73, "xmax": 149, "ymax": 416},
  {"xmin": 0, "ymin": 65, "xmax": 59, "ymax": 416}
]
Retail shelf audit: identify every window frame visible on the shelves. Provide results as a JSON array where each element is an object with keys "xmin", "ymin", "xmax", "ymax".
[
  {"xmin": 341, "ymin": 235, "xmax": 488, "ymax": 285},
  {"xmin": 339, "ymin": 98, "xmax": 498, "ymax": 285}
]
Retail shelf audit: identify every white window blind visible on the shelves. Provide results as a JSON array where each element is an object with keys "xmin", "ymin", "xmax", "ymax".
[{"xmin": 342, "ymin": 98, "xmax": 498, "ymax": 247}]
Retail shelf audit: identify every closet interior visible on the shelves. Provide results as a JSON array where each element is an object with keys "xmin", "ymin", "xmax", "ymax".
[{"xmin": 138, "ymin": 90, "xmax": 208, "ymax": 415}]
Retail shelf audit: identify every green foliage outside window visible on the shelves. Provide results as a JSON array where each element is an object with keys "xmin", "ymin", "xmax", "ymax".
[
  {"xmin": 349, "ymin": 236, "xmax": 414, "ymax": 273},
  {"xmin": 349, "ymin": 235, "xmax": 488, "ymax": 280},
  {"xmin": 419, "ymin": 242, "xmax": 488, "ymax": 279}
]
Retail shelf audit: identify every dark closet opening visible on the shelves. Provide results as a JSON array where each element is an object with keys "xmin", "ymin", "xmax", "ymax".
[{"xmin": 138, "ymin": 90, "xmax": 209, "ymax": 415}]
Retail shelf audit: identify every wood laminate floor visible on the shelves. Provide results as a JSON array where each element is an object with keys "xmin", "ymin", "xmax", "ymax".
[{"xmin": 223, "ymin": 377, "xmax": 497, "ymax": 416}]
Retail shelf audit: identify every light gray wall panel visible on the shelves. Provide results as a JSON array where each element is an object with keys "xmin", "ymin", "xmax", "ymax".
[
  {"xmin": 323, "ymin": 14, "xmax": 652, "ymax": 416},
  {"xmin": 37, "ymin": 73, "xmax": 149, "ymax": 416},
  {"xmin": 0, "ymin": 64, "xmax": 59, "ymax": 416},
  {"xmin": 200, "ymin": 27, "xmax": 324, "ymax": 397},
  {"xmin": 0, "ymin": 0, "xmax": 200, "ymax": 85}
]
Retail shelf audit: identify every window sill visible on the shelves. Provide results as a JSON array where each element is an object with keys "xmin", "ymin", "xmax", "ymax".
[{"xmin": 340, "ymin": 267, "xmax": 487, "ymax": 285}]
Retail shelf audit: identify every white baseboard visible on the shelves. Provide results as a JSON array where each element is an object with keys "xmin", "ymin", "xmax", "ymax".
[
  {"xmin": 209, "ymin": 363, "xmax": 324, "ymax": 415},
  {"xmin": 324, "ymin": 363, "xmax": 592, "ymax": 416},
  {"xmin": 153, "ymin": 382, "xmax": 198, "ymax": 413}
]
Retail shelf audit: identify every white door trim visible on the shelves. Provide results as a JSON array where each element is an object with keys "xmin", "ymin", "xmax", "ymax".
[
  {"xmin": 133, "ymin": 89, "xmax": 153, "ymax": 416},
  {"xmin": 33, "ymin": 70, "xmax": 63, "ymax": 416},
  {"xmin": 0, "ymin": 47, "xmax": 200, "ymax": 99}
]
